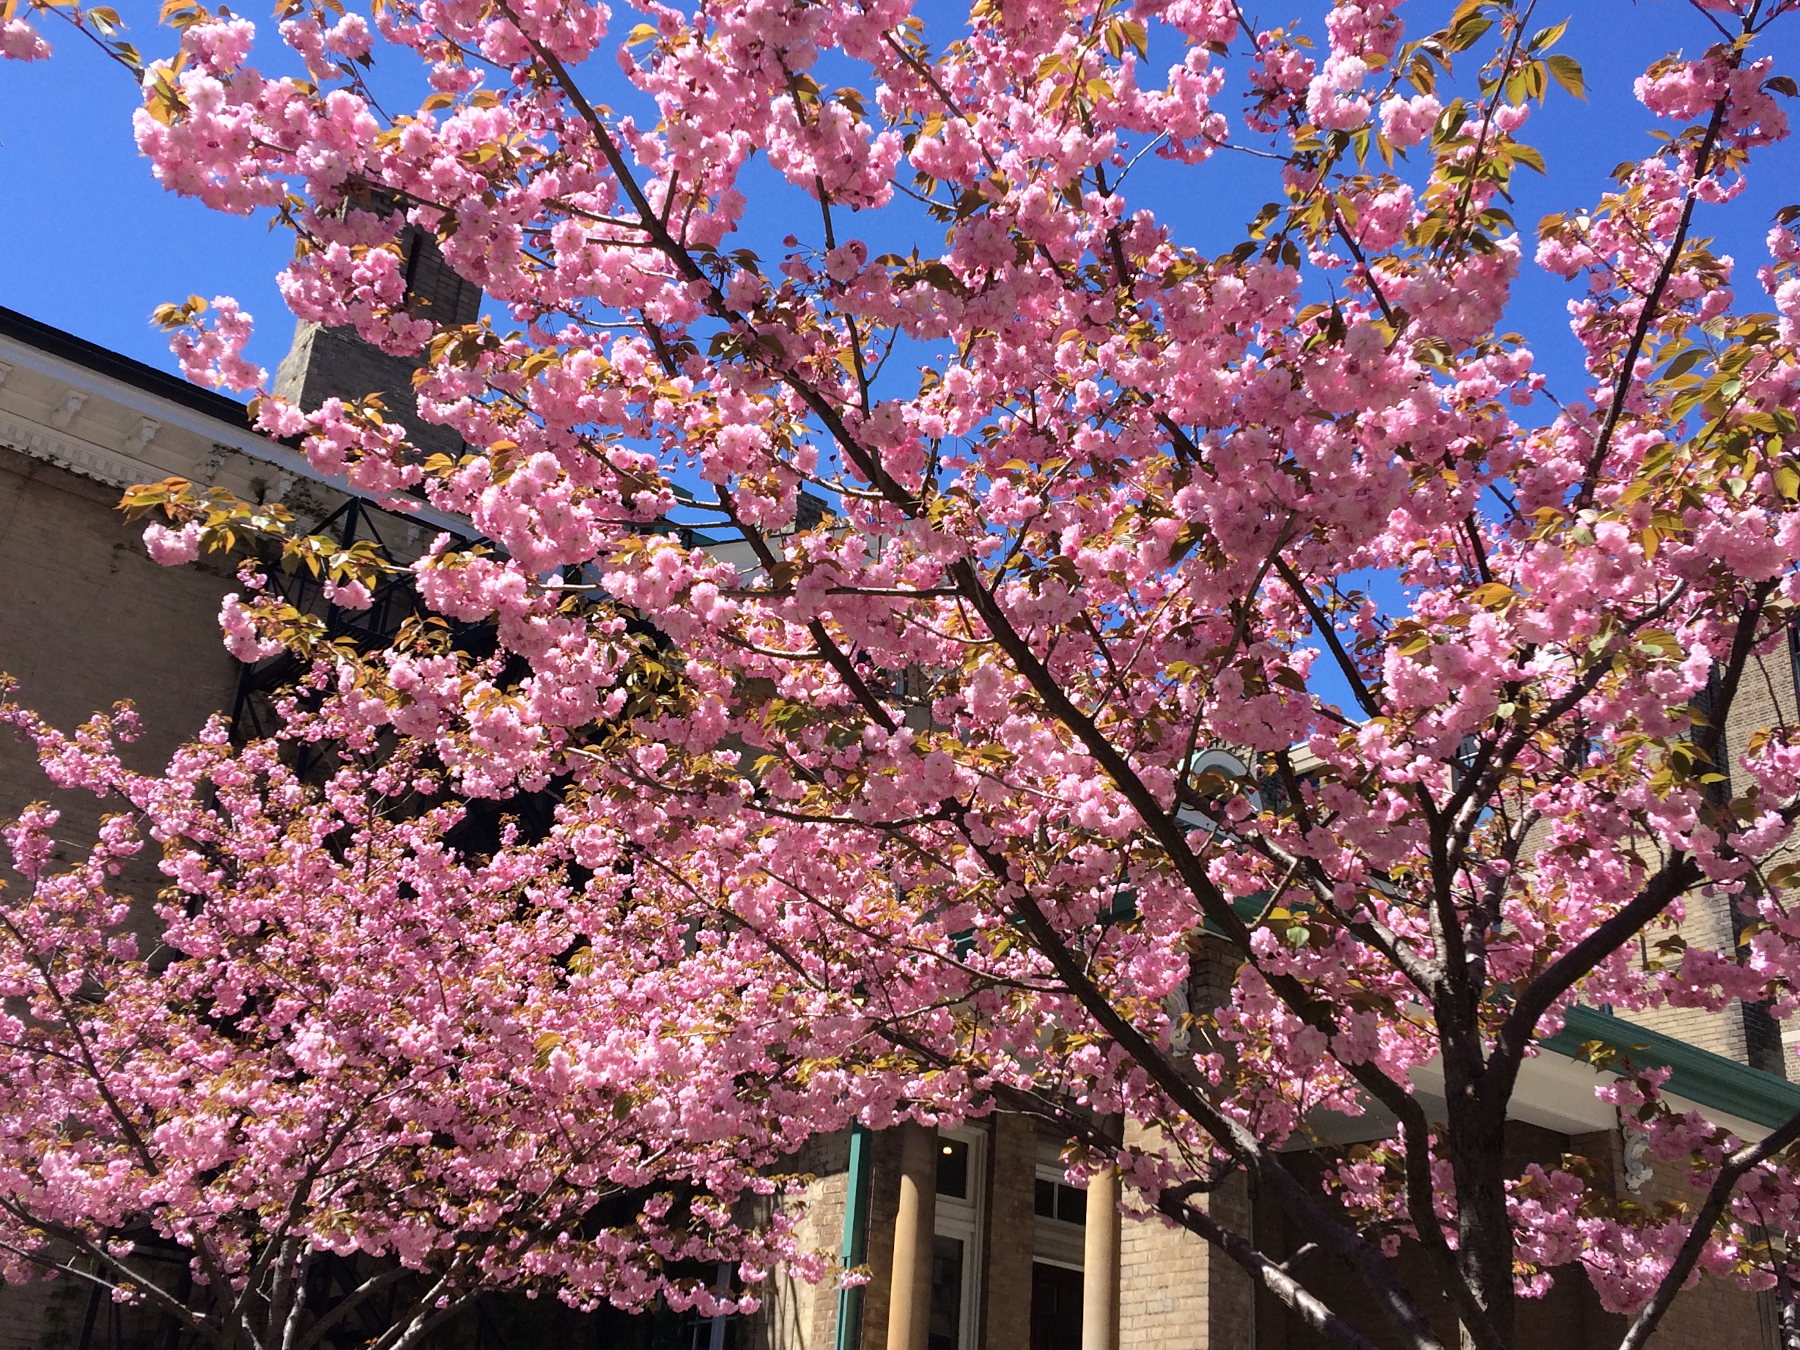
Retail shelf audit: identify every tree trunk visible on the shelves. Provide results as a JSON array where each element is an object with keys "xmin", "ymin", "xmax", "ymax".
[{"xmin": 1448, "ymin": 1094, "xmax": 1514, "ymax": 1350}]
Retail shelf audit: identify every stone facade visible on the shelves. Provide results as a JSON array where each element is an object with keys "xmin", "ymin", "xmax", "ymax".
[
  {"xmin": 982, "ymin": 1116, "xmax": 1038, "ymax": 1350},
  {"xmin": 751, "ymin": 1132, "xmax": 855, "ymax": 1350},
  {"xmin": 273, "ymin": 321, "xmax": 466, "ymax": 461},
  {"xmin": 0, "ymin": 442, "xmax": 241, "ymax": 848},
  {"xmin": 1609, "ymin": 625, "xmax": 1798, "ymax": 1076},
  {"xmin": 1118, "ymin": 1177, "xmax": 1252, "ymax": 1350},
  {"xmin": 271, "ymin": 224, "xmax": 481, "ymax": 464}
]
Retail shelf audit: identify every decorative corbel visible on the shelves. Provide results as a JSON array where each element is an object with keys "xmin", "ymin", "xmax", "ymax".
[
  {"xmin": 48, "ymin": 388, "xmax": 87, "ymax": 430},
  {"xmin": 197, "ymin": 445, "xmax": 230, "ymax": 486},
  {"xmin": 124, "ymin": 417, "xmax": 161, "ymax": 455}
]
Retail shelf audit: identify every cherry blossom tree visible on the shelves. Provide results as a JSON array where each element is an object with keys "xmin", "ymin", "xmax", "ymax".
[
  {"xmin": 0, "ymin": 693, "xmax": 812, "ymax": 1349},
  {"xmin": 7, "ymin": 0, "xmax": 1800, "ymax": 1347}
]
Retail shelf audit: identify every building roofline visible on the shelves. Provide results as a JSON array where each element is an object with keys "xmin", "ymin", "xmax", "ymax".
[
  {"xmin": 1543, "ymin": 1005, "xmax": 1800, "ymax": 1131},
  {"xmin": 0, "ymin": 304, "xmax": 258, "ymax": 430},
  {"xmin": 0, "ymin": 305, "xmax": 469, "ymax": 538}
]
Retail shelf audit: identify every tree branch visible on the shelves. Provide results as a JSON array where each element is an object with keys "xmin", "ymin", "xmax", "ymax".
[{"xmin": 1618, "ymin": 1105, "xmax": 1800, "ymax": 1350}]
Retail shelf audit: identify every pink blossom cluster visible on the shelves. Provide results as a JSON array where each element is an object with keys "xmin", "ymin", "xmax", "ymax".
[
  {"xmin": 165, "ymin": 294, "xmax": 266, "ymax": 393},
  {"xmin": 0, "ymin": 15, "xmax": 49, "ymax": 60},
  {"xmin": 0, "ymin": 690, "xmax": 826, "ymax": 1330},
  {"xmin": 9, "ymin": 0, "xmax": 1800, "ymax": 1343}
]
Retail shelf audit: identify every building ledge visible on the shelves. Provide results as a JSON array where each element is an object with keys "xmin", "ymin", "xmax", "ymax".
[
  {"xmin": 1543, "ymin": 1005, "xmax": 1800, "ymax": 1131},
  {"xmin": 0, "ymin": 304, "xmax": 256, "ymax": 430}
]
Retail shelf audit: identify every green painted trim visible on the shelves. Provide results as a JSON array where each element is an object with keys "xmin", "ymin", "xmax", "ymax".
[
  {"xmin": 834, "ymin": 1125, "xmax": 873, "ymax": 1350},
  {"xmin": 1541, "ymin": 1006, "xmax": 1800, "ymax": 1129},
  {"xmin": 1196, "ymin": 890, "xmax": 1271, "ymax": 937}
]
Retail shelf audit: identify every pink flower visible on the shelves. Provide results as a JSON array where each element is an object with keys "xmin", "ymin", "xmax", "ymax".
[
  {"xmin": 323, "ymin": 577, "xmax": 374, "ymax": 610},
  {"xmin": 0, "ymin": 17, "xmax": 51, "ymax": 60},
  {"xmin": 218, "ymin": 594, "xmax": 282, "ymax": 662},
  {"xmin": 143, "ymin": 521, "xmax": 202, "ymax": 566},
  {"xmin": 166, "ymin": 296, "xmax": 267, "ymax": 393},
  {"xmin": 1378, "ymin": 93, "xmax": 1440, "ymax": 149}
]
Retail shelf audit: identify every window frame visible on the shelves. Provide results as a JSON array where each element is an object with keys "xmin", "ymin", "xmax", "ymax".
[{"xmin": 932, "ymin": 1126, "xmax": 986, "ymax": 1350}]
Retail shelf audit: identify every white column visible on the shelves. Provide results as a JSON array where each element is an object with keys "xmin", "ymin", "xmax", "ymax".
[
  {"xmin": 887, "ymin": 1123, "xmax": 938, "ymax": 1350},
  {"xmin": 1082, "ymin": 1165, "xmax": 1121, "ymax": 1350}
]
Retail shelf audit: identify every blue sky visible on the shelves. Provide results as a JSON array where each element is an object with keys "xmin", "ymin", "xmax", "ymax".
[
  {"xmin": 0, "ymin": 0, "xmax": 1793, "ymax": 402},
  {"xmin": 2, "ymin": 1, "xmax": 1792, "ymax": 723},
  {"xmin": 0, "ymin": 16, "xmax": 299, "ymax": 369}
]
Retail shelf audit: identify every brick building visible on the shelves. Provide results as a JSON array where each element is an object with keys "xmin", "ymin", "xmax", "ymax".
[
  {"xmin": 740, "ymin": 1017, "xmax": 1797, "ymax": 1350},
  {"xmin": 2, "ymin": 288, "xmax": 1798, "ymax": 1350},
  {"xmin": 0, "ymin": 302, "xmax": 466, "ymax": 867}
]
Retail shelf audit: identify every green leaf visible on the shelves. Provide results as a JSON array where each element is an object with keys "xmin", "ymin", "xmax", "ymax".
[
  {"xmin": 1661, "ymin": 348, "xmax": 1705, "ymax": 381},
  {"xmin": 1511, "ymin": 142, "xmax": 1547, "ymax": 174},
  {"xmin": 1167, "ymin": 520, "xmax": 1207, "ymax": 564},
  {"xmin": 1546, "ymin": 54, "xmax": 1586, "ymax": 100},
  {"xmin": 1445, "ymin": 13, "xmax": 1492, "ymax": 52},
  {"xmin": 1528, "ymin": 18, "xmax": 1568, "ymax": 52}
]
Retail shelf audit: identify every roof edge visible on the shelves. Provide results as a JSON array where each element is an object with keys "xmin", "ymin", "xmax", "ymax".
[
  {"xmin": 0, "ymin": 304, "xmax": 256, "ymax": 429},
  {"xmin": 1542, "ymin": 1005, "xmax": 1800, "ymax": 1131}
]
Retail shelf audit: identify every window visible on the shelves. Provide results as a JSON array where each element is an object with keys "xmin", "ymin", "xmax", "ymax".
[
  {"xmin": 1033, "ymin": 1177, "xmax": 1086, "ymax": 1226},
  {"xmin": 1032, "ymin": 1164, "xmax": 1086, "ymax": 1271},
  {"xmin": 932, "ymin": 1129, "xmax": 985, "ymax": 1350},
  {"xmin": 1030, "ymin": 1262, "xmax": 1083, "ymax": 1350},
  {"xmin": 937, "ymin": 1136, "xmax": 969, "ymax": 1199},
  {"xmin": 929, "ymin": 1235, "xmax": 964, "ymax": 1350}
]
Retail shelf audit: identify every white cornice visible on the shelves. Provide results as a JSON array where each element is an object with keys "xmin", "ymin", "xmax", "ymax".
[
  {"xmin": 0, "ymin": 331, "xmax": 468, "ymax": 538},
  {"xmin": 0, "ymin": 411, "xmax": 167, "ymax": 490}
]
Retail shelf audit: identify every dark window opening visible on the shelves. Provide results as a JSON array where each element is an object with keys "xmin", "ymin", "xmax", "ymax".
[
  {"xmin": 936, "ymin": 1137, "xmax": 969, "ymax": 1198},
  {"xmin": 1030, "ymin": 1262, "xmax": 1083, "ymax": 1350},
  {"xmin": 1034, "ymin": 1178, "xmax": 1086, "ymax": 1226},
  {"xmin": 1056, "ymin": 1183, "xmax": 1086, "ymax": 1226},
  {"xmin": 929, "ymin": 1235, "xmax": 964, "ymax": 1350}
]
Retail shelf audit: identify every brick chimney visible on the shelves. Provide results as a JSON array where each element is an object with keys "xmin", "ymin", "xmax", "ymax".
[{"xmin": 273, "ymin": 220, "xmax": 481, "ymax": 460}]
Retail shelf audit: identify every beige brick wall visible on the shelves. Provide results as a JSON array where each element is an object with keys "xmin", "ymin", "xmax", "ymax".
[
  {"xmin": 1117, "ymin": 1118, "xmax": 1254, "ymax": 1350},
  {"xmin": 1630, "ymin": 1148, "xmax": 1773, "ymax": 1350},
  {"xmin": 1120, "ymin": 1201, "xmax": 1208, "ymax": 1350},
  {"xmin": 1733, "ymin": 640, "xmax": 1800, "ymax": 1078},
  {"xmin": 1614, "ymin": 880, "xmax": 1762, "ymax": 1067},
  {"xmin": 1569, "ymin": 630, "xmax": 1800, "ymax": 1077},
  {"xmin": 1116, "ymin": 1179, "xmax": 1255, "ymax": 1350},
  {"xmin": 752, "ymin": 1131, "xmax": 855, "ymax": 1350},
  {"xmin": 982, "ymin": 1115, "xmax": 1035, "ymax": 1350},
  {"xmin": 0, "ymin": 445, "xmax": 241, "ymax": 837}
]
